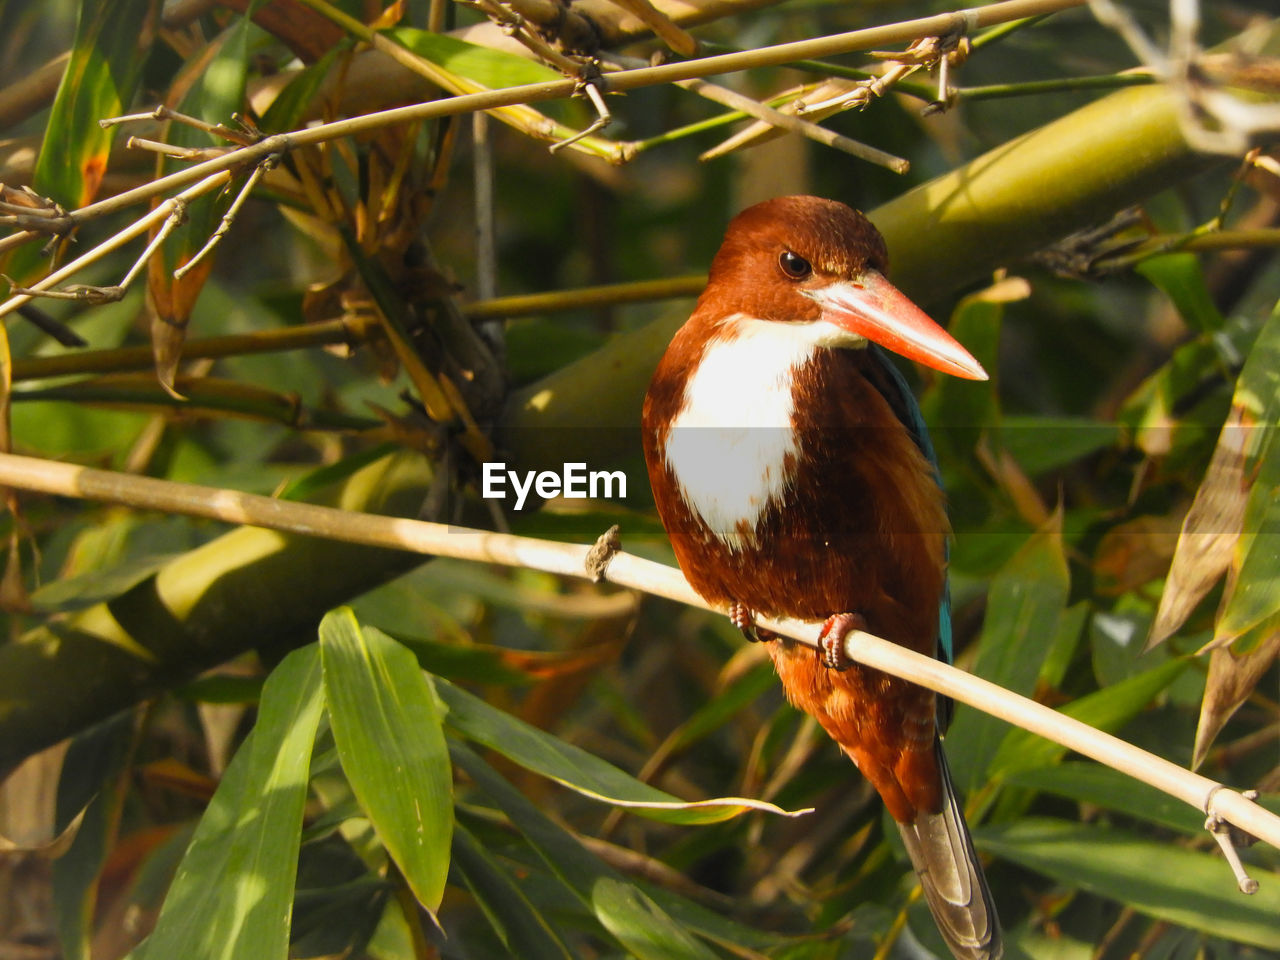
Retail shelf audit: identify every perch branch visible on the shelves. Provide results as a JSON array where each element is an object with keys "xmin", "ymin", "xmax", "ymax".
[{"xmin": 0, "ymin": 449, "xmax": 1275, "ymax": 873}]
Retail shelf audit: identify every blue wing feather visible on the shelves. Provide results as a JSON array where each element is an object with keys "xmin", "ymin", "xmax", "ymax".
[{"xmin": 866, "ymin": 345, "xmax": 954, "ymax": 671}]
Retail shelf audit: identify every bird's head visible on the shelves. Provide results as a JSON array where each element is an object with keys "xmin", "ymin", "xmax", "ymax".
[{"xmin": 701, "ymin": 195, "xmax": 987, "ymax": 381}]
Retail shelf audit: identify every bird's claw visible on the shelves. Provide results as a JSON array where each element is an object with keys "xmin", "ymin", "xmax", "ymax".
[
  {"xmin": 729, "ymin": 602, "xmax": 774, "ymax": 644},
  {"xmin": 818, "ymin": 612, "xmax": 867, "ymax": 671}
]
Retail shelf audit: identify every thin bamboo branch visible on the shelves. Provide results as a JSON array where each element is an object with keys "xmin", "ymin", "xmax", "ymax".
[
  {"xmin": 676, "ymin": 76, "xmax": 909, "ymax": 172},
  {"xmin": 174, "ymin": 154, "xmax": 279, "ymax": 280},
  {"xmin": 954, "ymin": 71, "xmax": 1155, "ymax": 101},
  {"xmin": 12, "ymin": 377, "xmax": 378, "ymax": 430},
  {"xmin": 1095, "ymin": 227, "xmax": 1280, "ymax": 270},
  {"xmin": 463, "ymin": 0, "xmax": 587, "ymax": 74},
  {"xmin": 6, "ymin": 276, "xmax": 706, "ymax": 385},
  {"xmin": 0, "ymin": 170, "xmax": 231, "ymax": 318},
  {"xmin": 460, "ymin": 0, "xmax": 784, "ymax": 51},
  {"xmin": 0, "ymin": 0, "xmax": 1088, "ymax": 267},
  {"xmin": 465, "ymin": 275, "xmax": 706, "ymax": 319},
  {"xmin": 0, "ymin": 449, "xmax": 1275, "ymax": 860},
  {"xmin": 9, "ymin": 316, "xmax": 382, "ymax": 382}
]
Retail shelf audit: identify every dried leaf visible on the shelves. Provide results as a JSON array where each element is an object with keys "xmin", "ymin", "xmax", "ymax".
[
  {"xmin": 0, "ymin": 806, "xmax": 86, "ymax": 858},
  {"xmin": 1146, "ymin": 405, "xmax": 1249, "ymax": 650},
  {"xmin": 215, "ymin": 0, "xmax": 345, "ymax": 63},
  {"xmin": 1192, "ymin": 625, "xmax": 1280, "ymax": 768},
  {"xmin": 147, "ymin": 253, "xmax": 214, "ymax": 398},
  {"xmin": 1094, "ymin": 512, "xmax": 1182, "ymax": 596},
  {"xmin": 145, "ymin": 14, "xmax": 255, "ymax": 396}
]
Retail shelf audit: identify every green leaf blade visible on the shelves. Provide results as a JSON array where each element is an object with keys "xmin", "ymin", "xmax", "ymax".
[
  {"xmin": 33, "ymin": 0, "xmax": 158, "ymax": 209},
  {"xmin": 451, "ymin": 824, "xmax": 574, "ymax": 960},
  {"xmin": 134, "ymin": 643, "xmax": 324, "ymax": 960},
  {"xmin": 1136, "ymin": 252, "xmax": 1225, "ymax": 334},
  {"xmin": 980, "ymin": 818, "xmax": 1280, "ymax": 947},
  {"xmin": 436, "ymin": 677, "xmax": 807, "ymax": 824},
  {"xmin": 319, "ymin": 609, "xmax": 453, "ymax": 915},
  {"xmin": 1003, "ymin": 762, "xmax": 1205, "ymax": 835},
  {"xmin": 989, "ymin": 657, "xmax": 1188, "ymax": 779},
  {"xmin": 452, "ymin": 745, "xmax": 724, "ymax": 960},
  {"xmin": 385, "ymin": 27, "xmax": 563, "ymax": 89},
  {"xmin": 947, "ymin": 516, "xmax": 1071, "ymax": 791}
]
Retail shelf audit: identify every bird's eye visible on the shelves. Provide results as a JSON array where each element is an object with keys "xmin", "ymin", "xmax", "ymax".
[{"xmin": 778, "ymin": 250, "xmax": 812, "ymax": 280}]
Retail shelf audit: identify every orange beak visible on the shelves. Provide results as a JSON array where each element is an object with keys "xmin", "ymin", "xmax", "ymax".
[{"xmin": 807, "ymin": 269, "xmax": 988, "ymax": 381}]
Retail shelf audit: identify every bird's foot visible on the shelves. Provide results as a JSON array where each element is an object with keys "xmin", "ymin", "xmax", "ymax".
[
  {"xmin": 729, "ymin": 602, "xmax": 775, "ymax": 644},
  {"xmin": 818, "ymin": 612, "xmax": 868, "ymax": 671}
]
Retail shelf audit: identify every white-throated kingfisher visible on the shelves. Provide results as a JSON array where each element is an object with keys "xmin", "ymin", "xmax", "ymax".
[{"xmin": 642, "ymin": 196, "xmax": 1001, "ymax": 960}]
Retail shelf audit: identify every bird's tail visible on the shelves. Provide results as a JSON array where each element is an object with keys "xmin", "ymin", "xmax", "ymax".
[{"xmin": 895, "ymin": 744, "xmax": 1001, "ymax": 960}]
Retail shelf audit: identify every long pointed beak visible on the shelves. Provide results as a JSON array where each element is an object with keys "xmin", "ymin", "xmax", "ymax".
[{"xmin": 807, "ymin": 269, "xmax": 988, "ymax": 381}]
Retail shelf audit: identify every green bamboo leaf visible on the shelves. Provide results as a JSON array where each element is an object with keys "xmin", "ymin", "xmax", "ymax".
[
  {"xmin": 1222, "ymin": 480, "xmax": 1280, "ymax": 646},
  {"xmin": 999, "ymin": 416, "xmax": 1121, "ymax": 476},
  {"xmin": 946, "ymin": 513, "xmax": 1070, "ymax": 791},
  {"xmin": 318, "ymin": 609, "xmax": 452, "ymax": 915},
  {"xmin": 660, "ymin": 661, "xmax": 777, "ymax": 754},
  {"xmin": 1116, "ymin": 310, "xmax": 1263, "ymax": 464},
  {"xmin": 32, "ymin": 0, "xmax": 158, "ymax": 209},
  {"xmin": 1004, "ymin": 762, "xmax": 1204, "ymax": 835},
  {"xmin": 1037, "ymin": 601, "xmax": 1090, "ymax": 692},
  {"xmin": 452, "ymin": 744, "xmax": 721, "ymax": 960},
  {"xmin": 979, "ymin": 818, "xmax": 1280, "ymax": 947},
  {"xmin": 436, "ymin": 677, "xmax": 810, "ymax": 824},
  {"xmin": 1004, "ymin": 924, "xmax": 1095, "ymax": 960},
  {"xmin": 591, "ymin": 878, "xmax": 721, "ymax": 960},
  {"xmin": 385, "ymin": 27, "xmax": 563, "ymax": 89},
  {"xmin": 31, "ymin": 554, "xmax": 175, "ymax": 612},
  {"xmin": 920, "ymin": 289, "xmax": 1003, "ymax": 466},
  {"xmin": 988, "ymin": 658, "xmax": 1188, "ymax": 778},
  {"xmin": 259, "ymin": 47, "xmax": 346, "ymax": 133},
  {"xmin": 289, "ymin": 839, "xmax": 388, "ymax": 959},
  {"xmin": 451, "ymin": 823, "xmax": 574, "ymax": 960},
  {"xmin": 1136, "ymin": 252, "xmax": 1225, "ymax": 334},
  {"xmin": 4, "ymin": 0, "xmax": 157, "ymax": 293},
  {"xmin": 132, "ymin": 643, "xmax": 324, "ymax": 960},
  {"xmin": 276, "ymin": 444, "xmax": 399, "ymax": 503}
]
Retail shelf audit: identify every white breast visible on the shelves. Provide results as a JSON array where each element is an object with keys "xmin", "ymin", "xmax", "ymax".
[{"xmin": 663, "ymin": 315, "xmax": 836, "ymax": 549}]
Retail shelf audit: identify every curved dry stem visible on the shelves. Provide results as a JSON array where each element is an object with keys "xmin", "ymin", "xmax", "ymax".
[{"xmin": 0, "ymin": 448, "xmax": 1275, "ymax": 861}]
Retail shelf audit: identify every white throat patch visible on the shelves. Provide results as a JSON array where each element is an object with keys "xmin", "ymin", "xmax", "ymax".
[{"xmin": 663, "ymin": 315, "xmax": 850, "ymax": 549}]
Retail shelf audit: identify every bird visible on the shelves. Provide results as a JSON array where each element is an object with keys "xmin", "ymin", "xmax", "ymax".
[{"xmin": 641, "ymin": 195, "xmax": 1001, "ymax": 960}]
